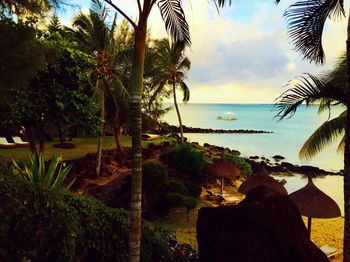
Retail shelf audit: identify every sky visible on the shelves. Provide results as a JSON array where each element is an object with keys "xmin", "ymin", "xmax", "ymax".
[{"xmin": 59, "ymin": 0, "xmax": 348, "ymax": 104}]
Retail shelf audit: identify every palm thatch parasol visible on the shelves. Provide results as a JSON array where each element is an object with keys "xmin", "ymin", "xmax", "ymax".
[
  {"xmin": 289, "ymin": 176, "xmax": 341, "ymax": 238},
  {"xmin": 238, "ymin": 167, "xmax": 288, "ymax": 195},
  {"xmin": 206, "ymin": 157, "xmax": 240, "ymax": 194}
]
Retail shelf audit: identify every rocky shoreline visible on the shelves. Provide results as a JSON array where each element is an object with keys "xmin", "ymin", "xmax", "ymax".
[
  {"xmin": 161, "ymin": 125, "xmax": 273, "ymax": 134},
  {"xmin": 197, "ymin": 141, "xmax": 342, "ymax": 177}
]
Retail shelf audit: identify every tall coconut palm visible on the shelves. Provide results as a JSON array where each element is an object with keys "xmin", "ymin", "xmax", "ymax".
[
  {"xmin": 149, "ymin": 38, "xmax": 190, "ymax": 142},
  {"xmin": 103, "ymin": 1, "xmax": 231, "ymax": 261},
  {"xmin": 69, "ymin": 0, "xmax": 127, "ymax": 174},
  {"xmin": 275, "ymin": 56, "xmax": 348, "ymax": 159},
  {"xmin": 280, "ymin": 1, "xmax": 350, "ymax": 260}
]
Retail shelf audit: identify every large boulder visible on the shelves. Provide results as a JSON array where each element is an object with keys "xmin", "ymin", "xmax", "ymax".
[{"xmin": 197, "ymin": 186, "xmax": 328, "ymax": 262}]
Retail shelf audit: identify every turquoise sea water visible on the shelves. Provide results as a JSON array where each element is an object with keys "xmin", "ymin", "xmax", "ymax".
[
  {"xmin": 163, "ymin": 103, "xmax": 345, "ymax": 172},
  {"xmin": 163, "ymin": 103, "xmax": 346, "ymax": 212}
]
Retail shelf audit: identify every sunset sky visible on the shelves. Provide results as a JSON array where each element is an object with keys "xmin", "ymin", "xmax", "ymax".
[{"xmin": 60, "ymin": 0, "xmax": 348, "ymax": 104}]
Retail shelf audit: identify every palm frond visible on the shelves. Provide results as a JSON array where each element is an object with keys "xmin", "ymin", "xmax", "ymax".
[
  {"xmin": 180, "ymin": 81, "xmax": 190, "ymax": 102},
  {"xmin": 284, "ymin": 0, "xmax": 345, "ymax": 64},
  {"xmin": 299, "ymin": 110, "xmax": 346, "ymax": 160},
  {"xmin": 337, "ymin": 135, "xmax": 345, "ymax": 152},
  {"xmin": 178, "ymin": 57, "xmax": 191, "ymax": 71},
  {"xmin": 274, "ymin": 73, "xmax": 347, "ymax": 121},
  {"xmin": 215, "ymin": 0, "xmax": 232, "ymax": 7},
  {"xmin": 158, "ymin": 0, "xmax": 191, "ymax": 45}
]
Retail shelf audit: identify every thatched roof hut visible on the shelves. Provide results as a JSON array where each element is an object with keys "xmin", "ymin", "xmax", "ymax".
[
  {"xmin": 206, "ymin": 157, "xmax": 241, "ymax": 179},
  {"xmin": 289, "ymin": 176, "xmax": 341, "ymax": 219},
  {"xmin": 238, "ymin": 171, "xmax": 288, "ymax": 195},
  {"xmin": 289, "ymin": 176, "xmax": 340, "ymax": 238},
  {"xmin": 206, "ymin": 157, "xmax": 241, "ymax": 194}
]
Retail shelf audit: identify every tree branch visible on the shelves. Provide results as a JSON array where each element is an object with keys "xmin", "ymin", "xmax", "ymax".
[
  {"xmin": 104, "ymin": 0, "xmax": 137, "ymax": 29},
  {"xmin": 149, "ymin": 0, "xmax": 157, "ymax": 15},
  {"xmin": 137, "ymin": 0, "xmax": 142, "ymax": 15}
]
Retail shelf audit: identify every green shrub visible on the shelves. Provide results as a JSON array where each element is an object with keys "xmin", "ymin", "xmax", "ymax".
[
  {"xmin": 224, "ymin": 153, "xmax": 252, "ymax": 178},
  {"xmin": 168, "ymin": 180, "xmax": 188, "ymax": 195},
  {"xmin": 182, "ymin": 196, "xmax": 197, "ymax": 222},
  {"xmin": 159, "ymin": 143, "xmax": 205, "ymax": 176},
  {"xmin": 12, "ymin": 153, "xmax": 74, "ymax": 190},
  {"xmin": 143, "ymin": 161, "xmax": 168, "ymax": 196},
  {"xmin": 184, "ymin": 181, "xmax": 202, "ymax": 197},
  {"xmin": 0, "ymin": 173, "xmax": 177, "ymax": 261},
  {"xmin": 163, "ymin": 192, "xmax": 185, "ymax": 207}
]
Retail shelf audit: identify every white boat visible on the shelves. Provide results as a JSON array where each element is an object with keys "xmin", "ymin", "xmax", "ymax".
[
  {"xmin": 217, "ymin": 112, "xmax": 237, "ymax": 120},
  {"xmin": 217, "ymin": 116, "xmax": 237, "ymax": 120}
]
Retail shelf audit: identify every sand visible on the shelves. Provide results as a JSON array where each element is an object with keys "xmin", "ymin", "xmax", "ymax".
[{"xmin": 305, "ymin": 216, "xmax": 344, "ymax": 261}]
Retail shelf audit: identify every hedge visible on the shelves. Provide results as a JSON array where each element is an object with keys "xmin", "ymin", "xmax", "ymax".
[{"xmin": 0, "ymin": 173, "xmax": 176, "ymax": 262}]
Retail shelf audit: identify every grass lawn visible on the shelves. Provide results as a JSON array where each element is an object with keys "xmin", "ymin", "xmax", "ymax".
[
  {"xmin": 0, "ymin": 135, "xmax": 173, "ymax": 163},
  {"xmin": 152, "ymin": 199, "xmax": 212, "ymax": 249}
]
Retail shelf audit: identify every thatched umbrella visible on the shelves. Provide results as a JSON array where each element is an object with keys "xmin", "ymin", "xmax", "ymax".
[
  {"xmin": 289, "ymin": 176, "xmax": 341, "ymax": 238},
  {"xmin": 238, "ymin": 168, "xmax": 288, "ymax": 195},
  {"xmin": 206, "ymin": 157, "xmax": 240, "ymax": 194}
]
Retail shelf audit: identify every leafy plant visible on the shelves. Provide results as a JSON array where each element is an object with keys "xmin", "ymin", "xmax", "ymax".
[
  {"xmin": 184, "ymin": 181, "xmax": 202, "ymax": 197},
  {"xmin": 12, "ymin": 153, "xmax": 74, "ymax": 190},
  {"xmin": 159, "ymin": 143, "xmax": 205, "ymax": 177},
  {"xmin": 0, "ymin": 173, "xmax": 179, "ymax": 261},
  {"xmin": 224, "ymin": 153, "xmax": 252, "ymax": 178},
  {"xmin": 168, "ymin": 180, "xmax": 188, "ymax": 195},
  {"xmin": 182, "ymin": 196, "xmax": 197, "ymax": 222},
  {"xmin": 143, "ymin": 161, "xmax": 169, "ymax": 195}
]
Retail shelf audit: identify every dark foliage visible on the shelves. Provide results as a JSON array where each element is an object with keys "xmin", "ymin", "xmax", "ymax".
[
  {"xmin": 0, "ymin": 173, "xmax": 180, "ymax": 262},
  {"xmin": 159, "ymin": 143, "xmax": 205, "ymax": 178}
]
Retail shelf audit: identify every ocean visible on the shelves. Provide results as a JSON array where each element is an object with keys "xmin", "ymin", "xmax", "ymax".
[
  {"xmin": 162, "ymin": 103, "xmax": 346, "ymax": 213},
  {"xmin": 162, "ymin": 103, "xmax": 345, "ymax": 172}
]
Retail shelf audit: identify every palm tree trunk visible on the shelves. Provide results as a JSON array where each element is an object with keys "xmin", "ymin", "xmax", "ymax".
[
  {"xmin": 96, "ymin": 91, "xmax": 105, "ymax": 177},
  {"xmin": 172, "ymin": 81, "xmax": 184, "ymax": 143},
  {"xmin": 128, "ymin": 19, "xmax": 147, "ymax": 262},
  {"xmin": 344, "ymin": 13, "xmax": 350, "ymax": 262},
  {"xmin": 38, "ymin": 118, "xmax": 45, "ymax": 154},
  {"xmin": 113, "ymin": 125, "xmax": 125, "ymax": 158},
  {"xmin": 57, "ymin": 120, "xmax": 64, "ymax": 145},
  {"xmin": 25, "ymin": 124, "xmax": 37, "ymax": 154}
]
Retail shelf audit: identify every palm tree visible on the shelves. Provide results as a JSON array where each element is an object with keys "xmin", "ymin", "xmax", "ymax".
[
  {"xmin": 150, "ymin": 38, "xmax": 190, "ymax": 142},
  {"xmin": 280, "ymin": 1, "xmax": 350, "ymax": 260},
  {"xmin": 275, "ymin": 57, "xmax": 347, "ymax": 159},
  {"xmin": 69, "ymin": 0, "xmax": 127, "ymax": 175},
  {"xmin": 103, "ymin": 1, "xmax": 231, "ymax": 261}
]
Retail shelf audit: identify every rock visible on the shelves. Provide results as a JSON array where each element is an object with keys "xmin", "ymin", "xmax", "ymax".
[
  {"xmin": 299, "ymin": 165, "xmax": 321, "ymax": 174},
  {"xmin": 197, "ymin": 186, "xmax": 328, "ymax": 262},
  {"xmin": 162, "ymin": 141, "xmax": 171, "ymax": 147},
  {"xmin": 272, "ymin": 155, "xmax": 285, "ymax": 160},
  {"xmin": 125, "ymin": 160, "xmax": 132, "ymax": 168},
  {"xmin": 203, "ymin": 143, "xmax": 211, "ymax": 147},
  {"xmin": 249, "ymin": 156, "xmax": 259, "ymax": 160},
  {"xmin": 231, "ymin": 149, "xmax": 241, "ymax": 156},
  {"xmin": 280, "ymin": 162, "xmax": 297, "ymax": 171}
]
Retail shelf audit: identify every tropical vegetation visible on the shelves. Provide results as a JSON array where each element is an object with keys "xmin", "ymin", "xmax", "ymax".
[
  {"xmin": 277, "ymin": 1, "xmax": 350, "ymax": 259},
  {"xmin": 275, "ymin": 56, "xmax": 347, "ymax": 160}
]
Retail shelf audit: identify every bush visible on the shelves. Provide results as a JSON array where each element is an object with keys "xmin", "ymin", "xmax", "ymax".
[
  {"xmin": 0, "ymin": 173, "xmax": 178, "ymax": 261},
  {"xmin": 224, "ymin": 153, "xmax": 252, "ymax": 178},
  {"xmin": 168, "ymin": 180, "xmax": 188, "ymax": 195},
  {"xmin": 12, "ymin": 153, "xmax": 74, "ymax": 190},
  {"xmin": 159, "ymin": 143, "xmax": 205, "ymax": 176},
  {"xmin": 163, "ymin": 192, "xmax": 185, "ymax": 207},
  {"xmin": 184, "ymin": 181, "xmax": 202, "ymax": 197},
  {"xmin": 143, "ymin": 161, "xmax": 168, "ymax": 196}
]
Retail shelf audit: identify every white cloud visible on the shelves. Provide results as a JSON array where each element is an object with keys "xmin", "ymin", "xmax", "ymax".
[{"xmin": 62, "ymin": 0, "xmax": 348, "ymax": 103}]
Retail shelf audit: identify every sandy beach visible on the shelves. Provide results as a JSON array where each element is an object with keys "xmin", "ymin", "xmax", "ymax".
[{"xmin": 307, "ymin": 217, "xmax": 344, "ymax": 261}]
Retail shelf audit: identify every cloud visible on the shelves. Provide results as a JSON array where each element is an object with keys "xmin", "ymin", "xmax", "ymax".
[{"xmin": 62, "ymin": 0, "xmax": 347, "ymax": 103}]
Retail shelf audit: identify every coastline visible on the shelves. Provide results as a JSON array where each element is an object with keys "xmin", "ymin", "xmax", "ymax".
[{"xmin": 186, "ymin": 139, "xmax": 343, "ymax": 176}]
